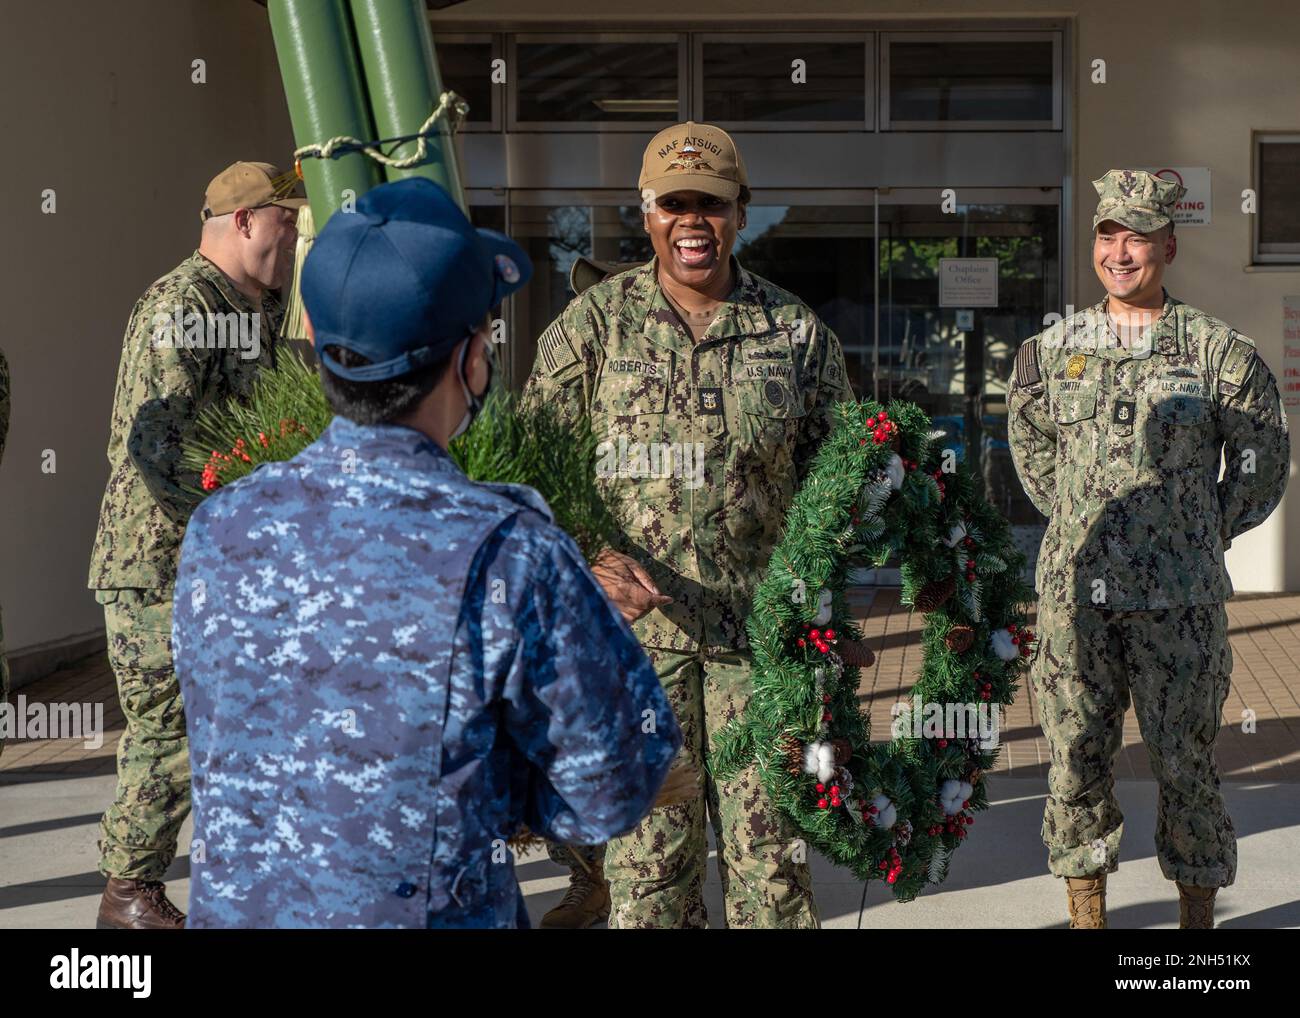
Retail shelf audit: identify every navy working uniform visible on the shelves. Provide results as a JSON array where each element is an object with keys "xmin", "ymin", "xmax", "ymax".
[{"xmin": 174, "ymin": 416, "xmax": 680, "ymax": 928}]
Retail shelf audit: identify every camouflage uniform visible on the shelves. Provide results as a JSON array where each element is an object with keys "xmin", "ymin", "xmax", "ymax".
[
  {"xmin": 1008, "ymin": 173, "xmax": 1290, "ymax": 887},
  {"xmin": 523, "ymin": 255, "xmax": 853, "ymax": 927},
  {"xmin": 88, "ymin": 251, "xmax": 282, "ymax": 880},
  {"xmin": 0, "ymin": 347, "xmax": 9, "ymax": 760},
  {"xmin": 173, "ymin": 417, "xmax": 681, "ymax": 927}
]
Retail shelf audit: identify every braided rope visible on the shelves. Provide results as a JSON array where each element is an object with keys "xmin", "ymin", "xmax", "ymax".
[{"xmin": 293, "ymin": 90, "xmax": 469, "ymax": 170}]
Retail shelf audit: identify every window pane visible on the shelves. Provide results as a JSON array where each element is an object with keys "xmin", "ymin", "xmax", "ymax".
[
  {"xmin": 702, "ymin": 40, "xmax": 865, "ymax": 122},
  {"xmin": 435, "ymin": 42, "xmax": 493, "ymax": 123},
  {"xmin": 516, "ymin": 41, "xmax": 679, "ymax": 122},
  {"xmin": 889, "ymin": 39, "xmax": 1053, "ymax": 123},
  {"xmin": 1259, "ymin": 141, "xmax": 1300, "ymax": 249}
]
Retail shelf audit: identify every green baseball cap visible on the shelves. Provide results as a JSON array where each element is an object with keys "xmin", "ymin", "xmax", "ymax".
[{"xmin": 1092, "ymin": 169, "xmax": 1186, "ymax": 233}]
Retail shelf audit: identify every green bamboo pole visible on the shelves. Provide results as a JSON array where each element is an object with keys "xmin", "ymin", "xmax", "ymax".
[
  {"xmin": 349, "ymin": 0, "xmax": 467, "ymax": 210},
  {"xmin": 268, "ymin": 0, "xmax": 384, "ymax": 226}
]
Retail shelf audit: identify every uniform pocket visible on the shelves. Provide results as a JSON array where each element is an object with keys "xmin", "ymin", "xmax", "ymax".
[
  {"xmin": 1052, "ymin": 382, "xmax": 1098, "ymax": 424},
  {"xmin": 1146, "ymin": 394, "xmax": 1213, "ymax": 470},
  {"xmin": 592, "ymin": 364, "xmax": 670, "ymax": 447},
  {"xmin": 737, "ymin": 378, "xmax": 807, "ymax": 478}
]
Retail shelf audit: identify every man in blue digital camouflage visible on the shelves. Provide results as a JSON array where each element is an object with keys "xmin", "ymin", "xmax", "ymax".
[{"xmin": 172, "ymin": 178, "xmax": 683, "ymax": 928}]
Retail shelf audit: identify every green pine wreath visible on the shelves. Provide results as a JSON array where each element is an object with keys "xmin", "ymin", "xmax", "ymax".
[{"xmin": 712, "ymin": 400, "xmax": 1036, "ymax": 901}]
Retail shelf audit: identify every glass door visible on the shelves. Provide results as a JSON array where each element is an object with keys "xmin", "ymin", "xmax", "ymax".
[{"xmin": 876, "ymin": 188, "xmax": 1061, "ymax": 573}]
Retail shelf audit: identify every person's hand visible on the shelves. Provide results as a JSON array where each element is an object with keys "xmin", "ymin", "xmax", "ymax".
[
  {"xmin": 590, "ymin": 547, "xmax": 673, "ymax": 624},
  {"xmin": 653, "ymin": 762, "xmax": 702, "ymax": 809}
]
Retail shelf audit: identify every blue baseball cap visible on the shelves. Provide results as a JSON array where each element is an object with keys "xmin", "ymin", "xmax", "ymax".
[{"xmin": 302, "ymin": 178, "xmax": 532, "ymax": 382}]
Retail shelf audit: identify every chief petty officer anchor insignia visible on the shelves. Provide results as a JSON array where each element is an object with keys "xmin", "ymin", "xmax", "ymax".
[{"xmin": 1113, "ymin": 397, "xmax": 1136, "ymax": 434}]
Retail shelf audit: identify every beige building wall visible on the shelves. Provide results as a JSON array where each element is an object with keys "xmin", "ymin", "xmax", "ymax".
[{"xmin": 0, "ymin": 0, "xmax": 293, "ymax": 681}]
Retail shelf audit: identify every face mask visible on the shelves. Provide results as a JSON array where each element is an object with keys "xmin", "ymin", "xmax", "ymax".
[{"xmin": 451, "ymin": 336, "xmax": 494, "ymax": 440}]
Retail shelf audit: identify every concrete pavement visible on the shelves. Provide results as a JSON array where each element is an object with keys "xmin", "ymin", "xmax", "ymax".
[{"xmin": 4, "ymin": 591, "xmax": 1299, "ymax": 928}]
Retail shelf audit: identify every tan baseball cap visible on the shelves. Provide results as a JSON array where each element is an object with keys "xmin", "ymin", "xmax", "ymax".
[
  {"xmin": 638, "ymin": 121, "xmax": 748, "ymax": 203},
  {"xmin": 201, "ymin": 161, "xmax": 307, "ymax": 222}
]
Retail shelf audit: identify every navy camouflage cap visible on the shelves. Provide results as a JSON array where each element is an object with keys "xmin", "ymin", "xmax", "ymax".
[{"xmin": 1092, "ymin": 169, "xmax": 1186, "ymax": 233}]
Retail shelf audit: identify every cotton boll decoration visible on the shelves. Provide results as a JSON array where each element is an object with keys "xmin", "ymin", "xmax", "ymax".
[
  {"xmin": 813, "ymin": 587, "xmax": 833, "ymax": 626},
  {"xmin": 803, "ymin": 742, "xmax": 837, "ymax": 784},
  {"xmin": 990, "ymin": 627, "xmax": 1019, "ymax": 661},
  {"xmin": 885, "ymin": 452, "xmax": 905, "ymax": 491},
  {"xmin": 870, "ymin": 794, "xmax": 897, "ymax": 829},
  {"xmin": 939, "ymin": 779, "xmax": 973, "ymax": 815}
]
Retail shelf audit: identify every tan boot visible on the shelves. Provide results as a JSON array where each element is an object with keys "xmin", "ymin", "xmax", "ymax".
[
  {"xmin": 540, "ymin": 860, "xmax": 610, "ymax": 929},
  {"xmin": 1066, "ymin": 875, "xmax": 1107, "ymax": 929},
  {"xmin": 1177, "ymin": 883, "xmax": 1217, "ymax": 929}
]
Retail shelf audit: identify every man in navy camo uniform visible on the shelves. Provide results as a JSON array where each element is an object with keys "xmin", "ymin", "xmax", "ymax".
[{"xmin": 172, "ymin": 178, "xmax": 683, "ymax": 928}]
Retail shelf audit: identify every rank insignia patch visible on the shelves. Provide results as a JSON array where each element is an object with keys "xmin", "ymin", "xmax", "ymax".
[
  {"xmin": 1112, "ymin": 399, "xmax": 1135, "ymax": 425},
  {"xmin": 698, "ymin": 387, "xmax": 723, "ymax": 414}
]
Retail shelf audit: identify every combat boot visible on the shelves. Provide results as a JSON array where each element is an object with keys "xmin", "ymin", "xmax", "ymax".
[
  {"xmin": 1177, "ymin": 883, "xmax": 1217, "ymax": 929},
  {"xmin": 540, "ymin": 860, "xmax": 610, "ymax": 929},
  {"xmin": 96, "ymin": 878, "xmax": 186, "ymax": 929},
  {"xmin": 1066, "ymin": 874, "xmax": 1107, "ymax": 929}
]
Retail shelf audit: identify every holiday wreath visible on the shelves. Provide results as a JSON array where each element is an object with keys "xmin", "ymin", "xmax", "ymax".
[
  {"xmin": 710, "ymin": 399, "xmax": 1035, "ymax": 901},
  {"xmin": 185, "ymin": 357, "xmax": 1034, "ymax": 899}
]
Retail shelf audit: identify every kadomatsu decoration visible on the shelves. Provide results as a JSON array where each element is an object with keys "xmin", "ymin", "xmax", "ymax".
[{"xmin": 181, "ymin": 350, "xmax": 618, "ymax": 561}]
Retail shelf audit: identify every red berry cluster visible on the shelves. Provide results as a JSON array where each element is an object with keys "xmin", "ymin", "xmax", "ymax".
[
  {"xmin": 974, "ymin": 670, "xmax": 993, "ymax": 701},
  {"xmin": 877, "ymin": 846, "xmax": 904, "ymax": 884},
  {"xmin": 815, "ymin": 781, "xmax": 843, "ymax": 810},
  {"xmin": 1008, "ymin": 623, "xmax": 1036, "ymax": 658},
  {"xmin": 928, "ymin": 806, "xmax": 975, "ymax": 840},
  {"xmin": 869, "ymin": 410, "xmax": 896, "ymax": 445},
  {"xmin": 794, "ymin": 624, "xmax": 837, "ymax": 657},
  {"xmin": 200, "ymin": 418, "xmax": 308, "ymax": 492}
]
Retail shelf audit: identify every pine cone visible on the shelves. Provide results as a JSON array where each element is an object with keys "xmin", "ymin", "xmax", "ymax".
[
  {"xmin": 781, "ymin": 736, "xmax": 804, "ymax": 775},
  {"xmin": 831, "ymin": 737, "xmax": 853, "ymax": 766},
  {"xmin": 966, "ymin": 767, "xmax": 983, "ymax": 789},
  {"xmin": 913, "ymin": 575, "xmax": 956, "ymax": 613},
  {"xmin": 838, "ymin": 639, "xmax": 876, "ymax": 668},
  {"xmin": 944, "ymin": 624, "xmax": 974, "ymax": 653}
]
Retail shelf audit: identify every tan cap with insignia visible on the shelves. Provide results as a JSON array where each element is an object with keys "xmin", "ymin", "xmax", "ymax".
[
  {"xmin": 201, "ymin": 161, "xmax": 307, "ymax": 222},
  {"xmin": 638, "ymin": 121, "xmax": 749, "ymax": 203},
  {"xmin": 1092, "ymin": 169, "xmax": 1185, "ymax": 233}
]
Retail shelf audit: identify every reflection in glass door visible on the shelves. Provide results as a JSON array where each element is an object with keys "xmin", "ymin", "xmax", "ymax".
[{"xmin": 876, "ymin": 190, "xmax": 1060, "ymax": 574}]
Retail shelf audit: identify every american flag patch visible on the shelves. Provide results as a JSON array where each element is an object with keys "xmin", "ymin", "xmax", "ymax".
[{"xmin": 538, "ymin": 321, "xmax": 578, "ymax": 375}]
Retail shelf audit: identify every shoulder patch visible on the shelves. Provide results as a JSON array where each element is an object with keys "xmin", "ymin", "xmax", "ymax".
[
  {"xmin": 1014, "ymin": 338, "xmax": 1042, "ymax": 389},
  {"xmin": 1218, "ymin": 335, "xmax": 1258, "ymax": 399},
  {"xmin": 537, "ymin": 320, "xmax": 578, "ymax": 376}
]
